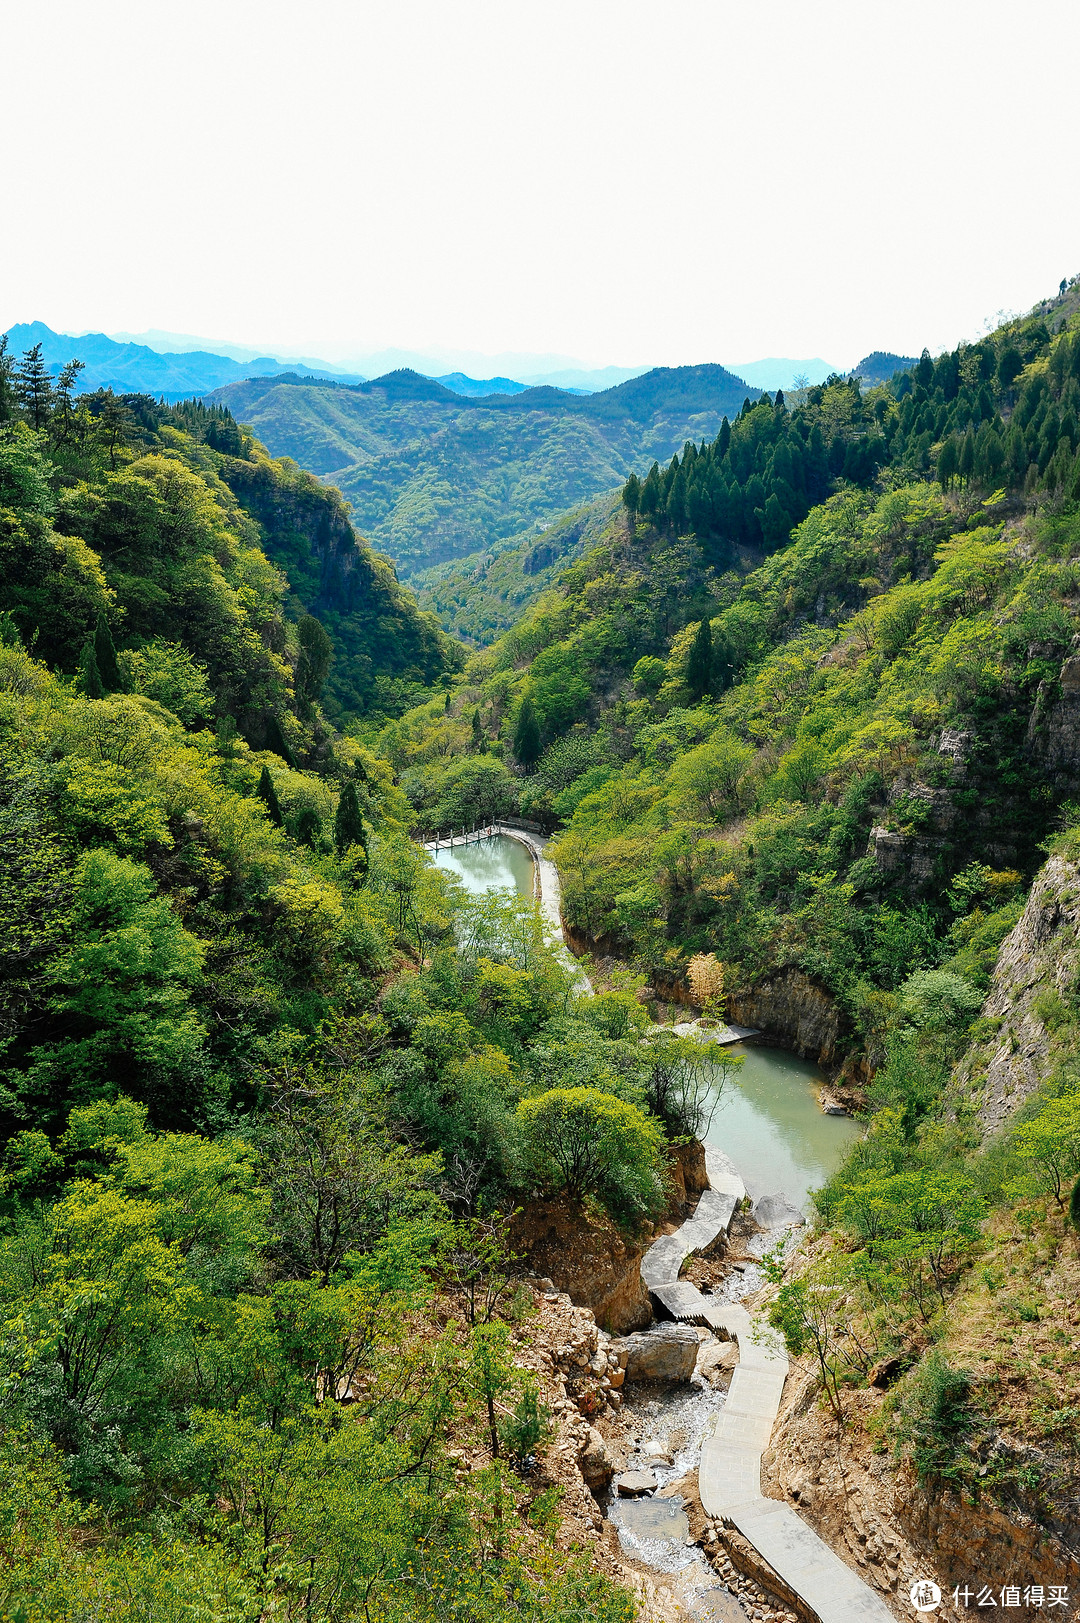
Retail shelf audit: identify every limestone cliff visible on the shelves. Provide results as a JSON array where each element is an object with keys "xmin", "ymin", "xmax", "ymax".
[
  {"xmin": 727, "ymin": 969, "xmax": 842, "ymax": 1065},
  {"xmin": 953, "ymin": 851, "xmax": 1080, "ymax": 1135}
]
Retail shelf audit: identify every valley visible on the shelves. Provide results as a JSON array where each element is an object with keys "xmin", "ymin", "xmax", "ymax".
[
  {"xmin": 207, "ymin": 363, "xmax": 755, "ymax": 574},
  {"xmin": 3, "ymin": 276, "xmax": 1080, "ymax": 1621}
]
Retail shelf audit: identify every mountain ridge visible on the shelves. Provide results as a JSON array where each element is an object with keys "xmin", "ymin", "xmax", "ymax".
[{"xmin": 207, "ymin": 362, "xmax": 758, "ymax": 574}]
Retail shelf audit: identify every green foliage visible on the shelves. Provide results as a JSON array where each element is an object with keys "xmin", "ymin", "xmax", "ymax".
[
  {"xmin": 890, "ymin": 1351, "xmax": 976, "ymax": 1491},
  {"xmin": 517, "ymin": 1085, "xmax": 666, "ymax": 1220},
  {"xmin": 213, "ymin": 366, "xmax": 749, "ymax": 576},
  {"xmin": 513, "ymin": 692, "xmax": 542, "ymax": 769}
]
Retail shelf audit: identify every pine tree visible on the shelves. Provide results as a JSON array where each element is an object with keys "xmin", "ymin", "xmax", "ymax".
[
  {"xmin": 444, "ymin": 691, "xmax": 452, "ymax": 713},
  {"xmin": 78, "ymin": 639, "xmax": 105, "ymax": 699},
  {"xmin": 512, "ymin": 693, "xmax": 541, "ymax": 771},
  {"xmin": 93, "ymin": 615, "xmax": 122, "ymax": 691},
  {"xmin": 51, "ymin": 359, "xmax": 85, "ymax": 446},
  {"xmin": 958, "ymin": 427, "xmax": 976, "ymax": 485},
  {"xmin": 686, "ymin": 617, "xmax": 713, "ymax": 701},
  {"xmin": 295, "ymin": 806, "xmax": 322, "ymax": 848},
  {"xmin": 264, "ymin": 712, "xmax": 297, "ymax": 767},
  {"xmin": 95, "ymin": 393, "xmax": 134, "ymax": 471},
  {"xmin": 15, "ymin": 344, "xmax": 53, "ymax": 430},
  {"xmin": 622, "ymin": 472, "xmax": 642, "ymax": 512},
  {"xmin": 0, "ymin": 337, "xmax": 17, "ymax": 425},
  {"xmin": 915, "ymin": 349, "xmax": 934, "ymax": 390},
  {"xmin": 257, "ymin": 765, "xmax": 284, "ymax": 826},
  {"xmin": 335, "ymin": 781, "xmax": 366, "ymax": 854},
  {"xmin": 295, "ymin": 614, "xmax": 332, "ymax": 710}
]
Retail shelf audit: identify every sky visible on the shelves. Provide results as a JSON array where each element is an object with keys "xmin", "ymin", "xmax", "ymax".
[{"xmin": 5, "ymin": 0, "xmax": 1080, "ymax": 373}]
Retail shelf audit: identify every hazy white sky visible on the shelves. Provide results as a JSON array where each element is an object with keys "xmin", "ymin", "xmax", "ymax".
[{"xmin": 5, "ymin": 0, "xmax": 1079, "ymax": 371}]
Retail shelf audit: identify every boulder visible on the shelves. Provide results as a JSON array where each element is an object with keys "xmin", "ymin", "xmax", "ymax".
[
  {"xmin": 579, "ymin": 1425, "xmax": 615, "ymax": 1489},
  {"xmin": 616, "ymin": 1470, "xmax": 658, "ymax": 1496},
  {"xmin": 696, "ymin": 1338, "xmax": 739, "ymax": 1386},
  {"xmin": 611, "ymin": 1323, "xmax": 700, "ymax": 1383},
  {"xmin": 752, "ymin": 1192, "xmax": 804, "ymax": 1230}
]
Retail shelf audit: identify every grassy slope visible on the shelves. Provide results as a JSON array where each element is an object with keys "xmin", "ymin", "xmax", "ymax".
[{"xmin": 209, "ymin": 365, "xmax": 754, "ymax": 574}]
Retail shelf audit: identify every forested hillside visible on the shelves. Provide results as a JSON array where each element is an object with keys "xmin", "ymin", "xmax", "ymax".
[
  {"xmin": 209, "ymin": 363, "xmax": 754, "ymax": 575},
  {"xmin": 0, "ymin": 337, "xmax": 462, "ymax": 724},
  {"xmin": 0, "ymin": 340, "xmax": 718, "ymax": 1618},
  {"xmin": 413, "ymin": 492, "xmax": 621, "ymax": 645},
  {"xmin": 380, "ymin": 291, "xmax": 1080, "ymax": 1534}
]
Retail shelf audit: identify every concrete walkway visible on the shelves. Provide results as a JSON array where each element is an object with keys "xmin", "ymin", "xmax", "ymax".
[{"xmin": 640, "ymin": 1180, "xmax": 895, "ymax": 1623}]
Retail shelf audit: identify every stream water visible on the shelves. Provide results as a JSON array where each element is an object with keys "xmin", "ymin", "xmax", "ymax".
[
  {"xmin": 703, "ymin": 1043, "xmax": 862, "ymax": 1214},
  {"xmin": 428, "ymin": 834, "xmax": 857, "ymax": 1615}
]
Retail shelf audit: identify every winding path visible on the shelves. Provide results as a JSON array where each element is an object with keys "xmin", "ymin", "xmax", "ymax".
[
  {"xmin": 641, "ymin": 1173, "xmax": 895, "ymax": 1623},
  {"xmin": 426, "ymin": 825, "xmax": 892, "ymax": 1619}
]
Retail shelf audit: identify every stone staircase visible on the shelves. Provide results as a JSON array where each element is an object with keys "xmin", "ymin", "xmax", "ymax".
[{"xmin": 640, "ymin": 1171, "xmax": 896, "ymax": 1623}]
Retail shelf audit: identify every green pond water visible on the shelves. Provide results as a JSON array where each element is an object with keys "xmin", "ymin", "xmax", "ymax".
[
  {"xmin": 431, "ymin": 834, "xmax": 861, "ymax": 1208},
  {"xmin": 431, "ymin": 833, "xmax": 535, "ymax": 897},
  {"xmin": 703, "ymin": 1042, "xmax": 862, "ymax": 1212}
]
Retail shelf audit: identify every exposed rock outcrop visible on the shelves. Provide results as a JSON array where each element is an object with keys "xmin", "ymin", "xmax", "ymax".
[
  {"xmin": 510, "ymin": 1199, "xmax": 652, "ymax": 1333},
  {"xmin": 954, "ymin": 851, "xmax": 1080, "ymax": 1135},
  {"xmin": 763, "ymin": 1372, "xmax": 1080, "ymax": 1612},
  {"xmin": 727, "ymin": 970, "xmax": 841, "ymax": 1064}
]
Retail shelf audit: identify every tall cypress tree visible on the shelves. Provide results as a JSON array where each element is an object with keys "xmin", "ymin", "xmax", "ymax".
[
  {"xmin": 335, "ymin": 781, "xmax": 366, "ymax": 854},
  {"xmin": 686, "ymin": 618, "xmax": 713, "ymax": 701},
  {"xmin": 257, "ymin": 765, "xmax": 284, "ymax": 826},
  {"xmin": 958, "ymin": 426, "xmax": 976, "ymax": 485},
  {"xmin": 265, "ymin": 712, "xmax": 297, "ymax": 768},
  {"xmin": 513, "ymin": 694, "xmax": 541, "ymax": 771},
  {"xmin": 78, "ymin": 639, "xmax": 105, "ymax": 699},
  {"xmin": 93, "ymin": 615, "xmax": 122, "ymax": 692}
]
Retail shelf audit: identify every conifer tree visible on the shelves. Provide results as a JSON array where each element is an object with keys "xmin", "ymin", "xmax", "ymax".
[
  {"xmin": 444, "ymin": 691, "xmax": 452, "ymax": 713},
  {"xmin": 0, "ymin": 337, "xmax": 18, "ymax": 424},
  {"xmin": 513, "ymin": 693, "xmax": 541, "ymax": 771},
  {"xmin": 471, "ymin": 708, "xmax": 483, "ymax": 750},
  {"xmin": 93, "ymin": 615, "xmax": 122, "ymax": 692},
  {"xmin": 15, "ymin": 344, "xmax": 53, "ymax": 430},
  {"xmin": 335, "ymin": 781, "xmax": 366, "ymax": 854},
  {"xmin": 51, "ymin": 359, "xmax": 85, "ymax": 447},
  {"xmin": 265, "ymin": 712, "xmax": 297, "ymax": 767},
  {"xmin": 295, "ymin": 806, "xmax": 322, "ymax": 848},
  {"xmin": 257, "ymin": 765, "xmax": 284, "ymax": 826},
  {"xmin": 958, "ymin": 427, "xmax": 976, "ymax": 485},
  {"xmin": 622, "ymin": 472, "xmax": 642, "ymax": 512},
  {"xmin": 78, "ymin": 639, "xmax": 105, "ymax": 699},
  {"xmin": 686, "ymin": 617, "xmax": 713, "ymax": 700},
  {"xmin": 295, "ymin": 614, "xmax": 332, "ymax": 710},
  {"xmin": 937, "ymin": 436, "xmax": 959, "ymax": 490}
]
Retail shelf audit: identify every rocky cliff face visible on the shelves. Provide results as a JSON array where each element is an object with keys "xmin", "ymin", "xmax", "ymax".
[
  {"xmin": 728, "ymin": 969, "xmax": 842, "ymax": 1065},
  {"xmin": 952, "ymin": 851, "xmax": 1080, "ymax": 1136},
  {"xmin": 762, "ymin": 1371, "xmax": 1080, "ymax": 1615}
]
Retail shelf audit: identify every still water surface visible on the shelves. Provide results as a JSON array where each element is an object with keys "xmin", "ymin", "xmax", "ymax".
[
  {"xmin": 704, "ymin": 1043, "xmax": 861, "ymax": 1212},
  {"xmin": 431, "ymin": 833, "xmax": 860, "ymax": 1208},
  {"xmin": 431, "ymin": 833, "xmax": 534, "ymax": 898}
]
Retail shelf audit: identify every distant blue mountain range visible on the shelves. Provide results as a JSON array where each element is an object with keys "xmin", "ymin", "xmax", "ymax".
[{"xmin": 2, "ymin": 322, "xmax": 363, "ymax": 400}]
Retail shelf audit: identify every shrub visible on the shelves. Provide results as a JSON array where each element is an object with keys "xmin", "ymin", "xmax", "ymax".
[
  {"xmin": 516, "ymin": 1086, "xmax": 666, "ymax": 1221},
  {"xmin": 890, "ymin": 1350, "xmax": 976, "ymax": 1491}
]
